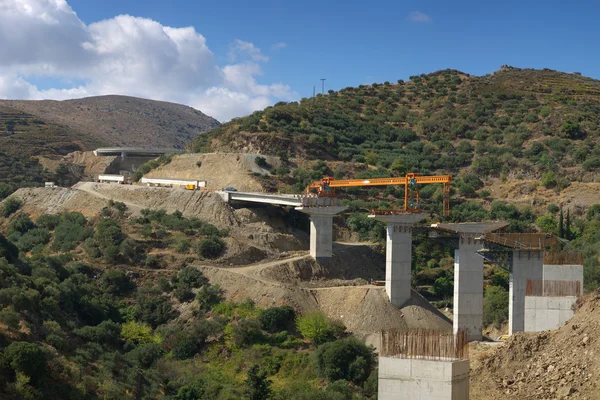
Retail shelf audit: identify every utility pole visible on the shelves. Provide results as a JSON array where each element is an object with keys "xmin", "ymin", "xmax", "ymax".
[
  {"xmin": 313, "ymin": 85, "xmax": 316, "ymax": 98},
  {"xmin": 320, "ymin": 78, "xmax": 326, "ymax": 94}
]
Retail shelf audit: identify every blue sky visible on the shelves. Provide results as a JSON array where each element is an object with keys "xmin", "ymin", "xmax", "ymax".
[
  {"xmin": 1, "ymin": 0, "xmax": 598, "ymax": 120},
  {"xmin": 67, "ymin": 0, "xmax": 598, "ymax": 97}
]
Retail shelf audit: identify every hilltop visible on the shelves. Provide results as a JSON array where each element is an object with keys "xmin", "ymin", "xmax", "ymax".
[{"xmin": 193, "ymin": 67, "xmax": 600, "ymax": 184}]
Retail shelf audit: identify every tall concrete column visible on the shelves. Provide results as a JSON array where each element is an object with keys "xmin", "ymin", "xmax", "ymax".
[
  {"xmin": 432, "ymin": 222, "xmax": 507, "ymax": 342},
  {"xmin": 370, "ymin": 214, "xmax": 428, "ymax": 307},
  {"xmin": 296, "ymin": 205, "xmax": 347, "ymax": 264},
  {"xmin": 454, "ymin": 235, "xmax": 485, "ymax": 341},
  {"xmin": 509, "ymin": 250, "xmax": 543, "ymax": 335}
]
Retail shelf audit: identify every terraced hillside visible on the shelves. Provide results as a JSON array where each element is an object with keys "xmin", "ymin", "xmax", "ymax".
[{"xmin": 193, "ymin": 67, "xmax": 600, "ymax": 182}]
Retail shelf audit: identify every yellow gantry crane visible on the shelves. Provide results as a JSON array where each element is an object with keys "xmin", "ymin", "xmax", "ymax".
[{"xmin": 305, "ymin": 173, "xmax": 452, "ymax": 216}]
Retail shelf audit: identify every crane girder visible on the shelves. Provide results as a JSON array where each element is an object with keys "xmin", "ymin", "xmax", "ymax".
[{"xmin": 305, "ymin": 173, "xmax": 452, "ymax": 217}]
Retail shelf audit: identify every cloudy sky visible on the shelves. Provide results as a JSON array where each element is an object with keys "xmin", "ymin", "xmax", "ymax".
[{"xmin": 2, "ymin": 0, "xmax": 599, "ymax": 121}]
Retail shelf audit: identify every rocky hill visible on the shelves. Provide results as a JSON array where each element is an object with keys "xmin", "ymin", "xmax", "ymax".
[{"xmin": 193, "ymin": 67, "xmax": 600, "ymax": 183}]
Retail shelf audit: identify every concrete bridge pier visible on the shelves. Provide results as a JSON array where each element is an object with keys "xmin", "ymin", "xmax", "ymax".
[
  {"xmin": 509, "ymin": 250, "xmax": 543, "ymax": 335},
  {"xmin": 295, "ymin": 205, "xmax": 347, "ymax": 264},
  {"xmin": 370, "ymin": 213, "xmax": 429, "ymax": 307}
]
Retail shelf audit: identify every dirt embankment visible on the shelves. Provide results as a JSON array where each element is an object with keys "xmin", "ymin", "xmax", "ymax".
[
  {"xmin": 36, "ymin": 151, "xmax": 117, "ymax": 180},
  {"xmin": 485, "ymin": 179, "xmax": 600, "ymax": 216},
  {"xmin": 146, "ymin": 153, "xmax": 281, "ymax": 191},
  {"xmin": 471, "ymin": 291, "xmax": 600, "ymax": 400}
]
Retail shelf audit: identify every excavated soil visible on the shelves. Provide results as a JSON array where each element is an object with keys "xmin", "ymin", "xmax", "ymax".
[
  {"xmin": 7, "ymin": 187, "xmax": 107, "ymax": 218},
  {"xmin": 145, "ymin": 153, "xmax": 281, "ymax": 191},
  {"xmin": 471, "ymin": 291, "xmax": 600, "ymax": 400}
]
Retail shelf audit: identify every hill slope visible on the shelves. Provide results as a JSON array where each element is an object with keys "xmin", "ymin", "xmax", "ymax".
[
  {"xmin": 1, "ymin": 95, "xmax": 219, "ymax": 150},
  {"xmin": 193, "ymin": 67, "xmax": 600, "ymax": 182}
]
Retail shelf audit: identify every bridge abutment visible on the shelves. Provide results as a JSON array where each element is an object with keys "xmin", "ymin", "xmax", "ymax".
[{"xmin": 509, "ymin": 250, "xmax": 543, "ymax": 334}]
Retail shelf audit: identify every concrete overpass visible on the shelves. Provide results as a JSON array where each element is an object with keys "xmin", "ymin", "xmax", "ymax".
[
  {"xmin": 217, "ymin": 191, "xmax": 304, "ymax": 207},
  {"xmin": 93, "ymin": 147, "xmax": 184, "ymax": 158}
]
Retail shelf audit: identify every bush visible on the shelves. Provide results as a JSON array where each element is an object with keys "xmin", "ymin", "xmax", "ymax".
[
  {"xmin": 259, "ymin": 306, "xmax": 295, "ymax": 333},
  {"xmin": 540, "ymin": 171, "xmax": 557, "ymax": 188},
  {"xmin": 0, "ymin": 307, "xmax": 21, "ymax": 329},
  {"xmin": 174, "ymin": 238, "xmax": 191, "ymax": 253},
  {"xmin": 483, "ymin": 285, "xmax": 509, "ymax": 328},
  {"xmin": 255, "ymin": 156, "xmax": 269, "ymax": 168},
  {"xmin": 1, "ymin": 197, "xmax": 22, "ymax": 217},
  {"xmin": 134, "ymin": 286, "xmax": 175, "ymax": 328},
  {"xmin": 224, "ymin": 319, "xmax": 265, "ymax": 347},
  {"xmin": 195, "ymin": 284, "xmax": 223, "ymax": 310},
  {"xmin": 2, "ymin": 342, "xmax": 47, "ymax": 382},
  {"xmin": 74, "ymin": 320, "xmax": 122, "ymax": 345},
  {"xmin": 296, "ymin": 311, "xmax": 345, "ymax": 344},
  {"xmin": 197, "ymin": 237, "xmax": 225, "ymax": 259},
  {"xmin": 126, "ymin": 342, "xmax": 164, "ymax": 368},
  {"xmin": 315, "ymin": 336, "xmax": 375, "ymax": 384},
  {"xmin": 121, "ymin": 321, "xmax": 158, "ymax": 345},
  {"xmin": 9, "ymin": 215, "xmax": 35, "ymax": 234},
  {"xmin": 101, "ymin": 270, "xmax": 134, "ymax": 296},
  {"xmin": 36, "ymin": 214, "xmax": 61, "ymax": 230}
]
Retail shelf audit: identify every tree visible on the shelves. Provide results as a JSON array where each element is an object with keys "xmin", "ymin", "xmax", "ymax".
[
  {"xmin": 259, "ymin": 306, "xmax": 295, "ymax": 333},
  {"xmin": 176, "ymin": 378, "xmax": 206, "ymax": 400},
  {"xmin": 364, "ymin": 152, "xmax": 379, "ymax": 166},
  {"xmin": 197, "ymin": 237, "xmax": 225, "ymax": 259},
  {"xmin": 389, "ymin": 158, "xmax": 406, "ymax": 176},
  {"xmin": 135, "ymin": 286, "xmax": 175, "ymax": 328},
  {"xmin": 2, "ymin": 342, "xmax": 47, "ymax": 383},
  {"xmin": 315, "ymin": 337, "xmax": 375, "ymax": 384},
  {"xmin": 2, "ymin": 197, "xmax": 22, "ymax": 218},
  {"xmin": 559, "ymin": 209, "xmax": 564, "ymax": 238},
  {"xmin": 245, "ymin": 364, "xmax": 272, "ymax": 400},
  {"xmin": 101, "ymin": 270, "xmax": 134, "ymax": 296},
  {"xmin": 296, "ymin": 311, "xmax": 345, "ymax": 344},
  {"xmin": 483, "ymin": 285, "xmax": 509, "ymax": 328},
  {"xmin": 565, "ymin": 209, "xmax": 572, "ymax": 240},
  {"xmin": 255, "ymin": 156, "xmax": 269, "ymax": 169},
  {"xmin": 0, "ymin": 183, "xmax": 12, "ymax": 200}
]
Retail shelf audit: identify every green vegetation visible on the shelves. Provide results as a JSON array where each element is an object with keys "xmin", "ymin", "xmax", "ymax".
[
  {"xmin": 0, "ymin": 205, "xmax": 377, "ymax": 399},
  {"xmin": 132, "ymin": 153, "xmax": 175, "ymax": 182}
]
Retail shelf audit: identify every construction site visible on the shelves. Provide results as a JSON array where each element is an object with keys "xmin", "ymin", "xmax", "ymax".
[{"xmin": 8, "ymin": 150, "xmax": 591, "ymax": 399}]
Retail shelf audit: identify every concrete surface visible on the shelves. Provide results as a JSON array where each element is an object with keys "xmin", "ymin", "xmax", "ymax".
[
  {"xmin": 379, "ymin": 357, "xmax": 470, "ymax": 400},
  {"xmin": 295, "ymin": 206, "xmax": 347, "ymax": 264},
  {"xmin": 524, "ymin": 295, "xmax": 577, "ymax": 332},
  {"xmin": 543, "ymin": 264, "xmax": 584, "ymax": 295},
  {"xmin": 370, "ymin": 214, "xmax": 429, "ymax": 307},
  {"xmin": 509, "ymin": 250, "xmax": 543, "ymax": 335}
]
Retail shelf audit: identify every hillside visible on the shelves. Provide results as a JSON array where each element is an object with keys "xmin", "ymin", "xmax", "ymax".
[
  {"xmin": 193, "ymin": 67, "xmax": 600, "ymax": 183},
  {"xmin": 471, "ymin": 290, "xmax": 600, "ymax": 399},
  {"xmin": 0, "ymin": 95, "xmax": 219, "ymax": 193}
]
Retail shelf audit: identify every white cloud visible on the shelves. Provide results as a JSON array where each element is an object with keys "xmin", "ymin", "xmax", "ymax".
[
  {"xmin": 272, "ymin": 42, "xmax": 287, "ymax": 50},
  {"xmin": 0, "ymin": 0, "xmax": 295, "ymax": 122},
  {"xmin": 228, "ymin": 39, "xmax": 269, "ymax": 62},
  {"xmin": 408, "ymin": 11, "xmax": 431, "ymax": 23}
]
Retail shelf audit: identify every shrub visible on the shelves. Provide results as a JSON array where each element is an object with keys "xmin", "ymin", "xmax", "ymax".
[
  {"xmin": 197, "ymin": 237, "xmax": 225, "ymax": 259},
  {"xmin": 174, "ymin": 237, "xmax": 191, "ymax": 253},
  {"xmin": 540, "ymin": 171, "xmax": 557, "ymax": 188},
  {"xmin": 296, "ymin": 311, "xmax": 345, "ymax": 344},
  {"xmin": 0, "ymin": 183, "xmax": 12, "ymax": 200},
  {"xmin": 245, "ymin": 364, "xmax": 272, "ymax": 400},
  {"xmin": 2, "ymin": 342, "xmax": 47, "ymax": 382},
  {"xmin": 224, "ymin": 319, "xmax": 265, "ymax": 347},
  {"xmin": 101, "ymin": 270, "xmax": 134, "ymax": 296},
  {"xmin": 195, "ymin": 284, "xmax": 223, "ymax": 310},
  {"xmin": 483, "ymin": 285, "xmax": 509, "ymax": 328},
  {"xmin": 1, "ymin": 197, "xmax": 22, "ymax": 217},
  {"xmin": 36, "ymin": 214, "xmax": 61, "ymax": 230},
  {"xmin": 0, "ymin": 307, "xmax": 21, "ymax": 329},
  {"xmin": 255, "ymin": 156, "xmax": 269, "ymax": 168},
  {"xmin": 177, "ymin": 267, "xmax": 207, "ymax": 289},
  {"xmin": 126, "ymin": 342, "xmax": 164, "ymax": 368},
  {"xmin": 259, "ymin": 306, "xmax": 295, "ymax": 333},
  {"xmin": 121, "ymin": 321, "xmax": 158, "ymax": 345},
  {"xmin": 74, "ymin": 320, "xmax": 122, "ymax": 345},
  {"xmin": 134, "ymin": 286, "xmax": 175, "ymax": 328},
  {"xmin": 176, "ymin": 378, "xmax": 205, "ymax": 400},
  {"xmin": 9, "ymin": 215, "xmax": 35, "ymax": 234},
  {"xmin": 315, "ymin": 336, "xmax": 375, "ymax": 384}
]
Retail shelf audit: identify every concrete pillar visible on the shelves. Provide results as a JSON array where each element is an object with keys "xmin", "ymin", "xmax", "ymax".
[
  {"xmin": 370, "ymin": 214, "xmax": 428, "ymax": 307},
  {"xmin": 509, "ymin": 250, "xmax": 543, "ymax": 335},
  {"xmin": 295, "ymin": 206, "xmax": 347, "ymax": 264},
  {"xmin": 454, "ymin": 235, "xmax": 485, "ymax": 341},
  {"xmin": 431, "ymin": 222, "xmax": 507, "ymax": 341}
]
